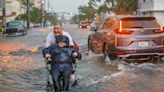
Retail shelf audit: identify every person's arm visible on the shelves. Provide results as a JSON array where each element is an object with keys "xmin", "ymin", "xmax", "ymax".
[
  {"xmin": 42, "ymin": 45, "xmax": 55, "ymax": 63},
  {"xmin": 71, "ymin": 47, "xmax": 82, "ymax": 60},
  {"xmin": 73, "ymin": 40, "xmax": 79, "ymax": 51},
  {"xmin": 42, "ymin": 47, "xmax": 51, "ymax": 57}
]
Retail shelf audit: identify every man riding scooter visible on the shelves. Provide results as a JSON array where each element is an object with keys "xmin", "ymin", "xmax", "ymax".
[{"xmin": 42, "ymin": 35, "xmax": 81, "ymax": 91}]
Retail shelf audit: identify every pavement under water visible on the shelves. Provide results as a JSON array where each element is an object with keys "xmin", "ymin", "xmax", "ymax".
[
  {"xmin": 1, "ymin": 45, "xmax": 164, "ymax": 92},
  {"xmin": 0, "ymin": 26, "xmax": 164, "ymax": 92}
]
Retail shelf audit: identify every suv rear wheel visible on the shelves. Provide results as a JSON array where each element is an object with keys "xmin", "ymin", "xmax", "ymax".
[
  {"xmin": 88, "ymin": 38, "xmax": 91, "ymax": 51},
  {"xmin": 103, "ymin": 43, "xmax": 117, "ymax": 61}
]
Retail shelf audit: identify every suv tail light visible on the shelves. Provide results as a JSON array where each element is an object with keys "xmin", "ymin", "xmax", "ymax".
[
  {"xmin": 153, "ymin": 29, "xmax": 164, "ymax": 33},
  {"xmin": 154, "ymin": 20, "xmax": 164, "ymax": 33},
  {"xmin": 116, "ymin": 21, "xmax": 133, "ymax": 34}
]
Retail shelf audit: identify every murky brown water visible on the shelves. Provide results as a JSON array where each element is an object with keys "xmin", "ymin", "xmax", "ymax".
[
  {"xmin": 0, "ymin": 26, "xmax": 164, "ymax": 92},
  {"xmin": 0, "ymin": 49, "xmax": 47, "ymax": 92}
]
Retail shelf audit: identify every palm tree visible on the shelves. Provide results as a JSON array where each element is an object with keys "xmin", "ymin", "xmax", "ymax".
[
  {"xmin": 113, "ymin": 0, "xmax": 137, "ymax": 14},
  {"xmin": 88, "ymin": 0, "xmax": 137, "ymax": 15},
  {"xmin": 88, "ymin": 0, "xmax": 116, "ymax": 14},
  {"xmin": 97, "ymin": 4, "xmax": 109, "ymax": 14},
  {"xmin": 78, "ymin": 5, "xmax": 96, "ymax": 21},
  {"xmin": 19, "ymin": 0, "xmax": 34, "ymax": 7}
]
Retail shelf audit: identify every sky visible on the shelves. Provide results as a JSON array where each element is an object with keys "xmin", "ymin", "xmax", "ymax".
[{"xmin": 49, "ymin": 0, "xmax": 89, "ymax": 14}]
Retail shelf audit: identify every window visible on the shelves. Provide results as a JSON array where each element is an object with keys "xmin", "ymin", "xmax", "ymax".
[
  {"xmin": 102, "ymin": 18, "xmax": 116, "ymax": 30},
  {"xmin": 97, "ymin": 21, "xmax": 103, "ymax": 30},
  {"xmin": 122, "ymin": 18, "xmax": 160, "ymax": 28}
]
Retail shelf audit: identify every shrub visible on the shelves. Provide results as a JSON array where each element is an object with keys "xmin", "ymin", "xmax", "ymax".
[{"xmin": 0, "ymin": 24, "xmax": 2, "ymax": 32}]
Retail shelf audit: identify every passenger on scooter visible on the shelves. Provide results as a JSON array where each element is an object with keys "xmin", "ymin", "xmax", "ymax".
[{"xmin": 42, "ymin": 35, "xmax": 81, "ymax": 91}]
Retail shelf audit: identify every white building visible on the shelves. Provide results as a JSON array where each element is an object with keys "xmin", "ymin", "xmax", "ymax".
[
  {"xmin": 0, "ymin": 0, "xmax": 26, "ymax": 24},
  {"xmin": 32, "ymin": 0, "xmax": 42, "ymax": 9},
  {"xmin": 138, "ymin": 0, "xmax": 164, "ymax": 25},
  {"xmin": 0, "ymin": 0, "xmax": 26, "ymax": 22}
]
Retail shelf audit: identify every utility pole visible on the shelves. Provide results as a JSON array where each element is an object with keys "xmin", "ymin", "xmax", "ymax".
[
  {"xmin": 2, "ymin": 0, "xmax": 6, "ymax": 28},
  {"xmin": 41, "ymin": 0, "xmax": 45, "ymax": 27},
  {"xmin": 47, "ymin": 0, "xmax": 49, "ymax": 13},
  {"xmin": 26, "ymin": 0, "xmax": 30, "ymax": 29}
]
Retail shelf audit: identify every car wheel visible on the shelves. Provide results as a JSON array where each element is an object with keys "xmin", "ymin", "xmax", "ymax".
[
  {"xmin": 103, "ymin": 43, "xmax": 109, "ymax": 60},
  {"xmin": 150, "ymin": 57, "xmax": 161, "ymax": 63},
  {"xmin": 160, "ymin": 57, "xmax": 164, "ymax": 61},
  {"xmin": 21, "ymin": 31, "xmax": 25, "ymax": 36},
  {"xmin": 88, "ymin": 38, "xmax": 92, "ymax": 51},
  {"xmin": 23, "ymin": 30, "xmax": 27, "ymax": 35},
  {"xmin": 91, "ymin": 40, "xmax": 100, "ymax": 53},
  {"xmin": 103, "ymin": 43, "xmax": 117, "ymax": 61}
]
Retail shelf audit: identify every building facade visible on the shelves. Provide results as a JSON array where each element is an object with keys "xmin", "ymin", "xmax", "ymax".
[
  {"xmin": 138, "ymin": 0, "xmax": 164, "ymax": 25},
  {"xmin": 6, "ymin": 0, "xmax": 26, "ymax": 22},
  {"xmin": 0, "ymin": 0, "xmax": 26, "ymax": 24},
  {"xmin": 32, "ymin": 0, "xmax": 42, "ymax": 9}
]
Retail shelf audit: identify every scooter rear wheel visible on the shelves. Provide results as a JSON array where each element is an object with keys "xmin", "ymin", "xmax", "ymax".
[{"xmin": 46, "ymin": 81, "xmax": 53, "ymax": 92}]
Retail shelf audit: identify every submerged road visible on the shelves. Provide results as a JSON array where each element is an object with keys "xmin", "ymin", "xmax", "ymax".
[{"xmin": 0, "ymin": 24, "xmax": 164, "ymax": 92}]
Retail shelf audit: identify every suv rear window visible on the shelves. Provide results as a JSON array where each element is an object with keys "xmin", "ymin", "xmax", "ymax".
[{"xmin": 122, "ymin": 18, "xmax": 160, "ymax": 28}]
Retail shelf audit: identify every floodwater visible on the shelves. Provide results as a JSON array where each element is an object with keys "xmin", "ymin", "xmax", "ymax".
[{"xmin": 0, "ymin": 25, "xmax": 164, "ymax": 92}]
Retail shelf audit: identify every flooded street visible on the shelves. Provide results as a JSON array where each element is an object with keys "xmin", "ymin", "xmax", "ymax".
[{"xmin": 0, "ymin": 24, "xmax": 164, "ymax": 92}]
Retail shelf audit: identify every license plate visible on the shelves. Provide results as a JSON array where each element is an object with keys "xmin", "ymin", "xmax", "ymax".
[{"xmin": 138, "ymin": 42, "xmax": 148, "ymax": 47}]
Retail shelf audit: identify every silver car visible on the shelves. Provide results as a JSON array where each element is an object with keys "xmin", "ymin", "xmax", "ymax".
[
  {"xmin": 88, "ymin": 15, "xmax": 164, "ymax": 62},
  {"xmin": 89, "ymin": 21, "xmax": 99, "ymax": 31}
]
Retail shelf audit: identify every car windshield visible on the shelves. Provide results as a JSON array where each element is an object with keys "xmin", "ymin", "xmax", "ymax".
[
  {"xmin": 122, "ymin": 18, "xmax": 160, "ymax": 29},
  {"xmin": 7, "ymin": 22, "xmax": 21, "ymax": 27}
]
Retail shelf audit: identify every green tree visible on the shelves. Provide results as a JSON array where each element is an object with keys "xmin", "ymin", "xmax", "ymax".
[
  {"xmin": 114, "ymin": 0, "xmax": 137, "ymax": 14},
  {"xmin": 71, "ymin": 14, "xmax": 79, "ymax": 24},
  {"xmin": 30, "ymin": 7, "xmax": 42, "ymax": 23},
  {"xmin": 97, "ymin": 4, "xmax": 109, "ymax": 14},
  {"xmin": 78, "ymin": 5, "xmax": 96, "ymax": 21},
  {"xmin": 89, "ymin": 0, "xmax": 137, "ymax": 15},
  {"xmin": 19, "ymin": 0, "xmax": 34, "ymax": 7},
  {"xmin": 45, "ymin": 13, "xmax": 59, "ymax": 24},
  {"xmin": 30, "ymin": 7, "xmax": 59, "ymax": 24},
  {"xmin": 15, "ymin": 13, "xmax": 27, "ymax": 22}
]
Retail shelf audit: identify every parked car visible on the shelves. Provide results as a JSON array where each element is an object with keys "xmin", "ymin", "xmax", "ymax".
[
  {"xmin": 89, "ymin": 21, "xmax": 99, "ymax": 31},
  {"xmin": 78, "ymin": 21, "xmax": 90, "ymax": 29},
  {"xmin": 5, "ymin": 21, "xmax": 27, "ymax": 36},
  {"xmin": 88, "ymin": 15, "xmax": 164, "ymax": 62}
]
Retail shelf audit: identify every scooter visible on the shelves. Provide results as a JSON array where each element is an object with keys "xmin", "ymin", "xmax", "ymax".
[
  {"xmin": 46, "ymin": 63, "xmax": 54, "ymax": 92},
  {"xmin": 45, "ymin": 60, "xmax": 79, "ymax": 92}
]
